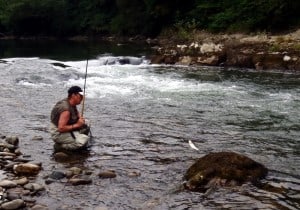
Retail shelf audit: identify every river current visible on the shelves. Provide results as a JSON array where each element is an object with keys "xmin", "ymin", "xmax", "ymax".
[{"xmin": 0, "ymin": 50, "xmax": 299, "ymax": 209}]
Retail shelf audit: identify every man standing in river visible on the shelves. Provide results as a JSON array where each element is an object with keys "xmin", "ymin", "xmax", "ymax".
[{"xmin": 50, "ymin": 86, "xmax": 90, "ymax": 151}]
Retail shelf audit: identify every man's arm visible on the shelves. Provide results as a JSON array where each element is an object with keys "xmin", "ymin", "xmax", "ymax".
[{"xmin": 58, "ymin": 111, "xmax": 85, "ymax": 133}]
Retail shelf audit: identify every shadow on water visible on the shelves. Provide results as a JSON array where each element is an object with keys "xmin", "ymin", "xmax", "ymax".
[{"xmin": 0, "ymin": 39, "xmax": 153, "ymax": 61}]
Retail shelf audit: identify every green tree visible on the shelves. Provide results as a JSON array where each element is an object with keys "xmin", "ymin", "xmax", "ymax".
[
  {"xmin": 0, "ymin": 0, "xmax": 8, "ymax": 33},
  {"xmin": 186, "ymin": 0, "xmax": 300, "ymax": 32},
  {"xmin": 1, "ymin": 0, "xmax": 69, "ymax": 36},
  {"xmin": 0, "ymin": 0, "xmax": 299, "ymax": 37},
  {"xmin": 110, "ymin": 0, "xmax": 147, "ymax": 35},
  {"xmin": 65, "ymin": 0, "xmax": 117, "ymax": 35}
]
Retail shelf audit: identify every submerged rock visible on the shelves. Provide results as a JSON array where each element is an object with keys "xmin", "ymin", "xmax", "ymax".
[
  {"xmin": 31, "ymin": 136, "xmax": 43, "ymax": 141},
  {"xmin": 184, "ymin": 151, "xmax": 268, "ymax": 192},
  {"xmin": 48, "ymin": 171, "xmax": 66, "ymax": 180},
  {"xmin": 51, "ymin": 62, "xmax": 70, "ymax": 68},
  {"xmin": 53, "ymin": 152, "xmax": 69, "ymax": 162},
  {"xmin": 68, "ymin": 167, "xmax": 82, "ymax": 175},
  {"xmin": 98, "ymin": 56, "xmax": 145, "ymax": 65},
  {"xmin": 127, "ymin": 171, "xmax": 141, "ymax": 177},
  {"xmin": 68, "ymin": 175, "xmax": 92, "ymax": 185}
]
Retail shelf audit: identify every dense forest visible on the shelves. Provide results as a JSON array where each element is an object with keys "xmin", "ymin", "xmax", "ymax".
[{"xmin": 0, "ymin": 0, "xmax": 299, "ymax": 38}]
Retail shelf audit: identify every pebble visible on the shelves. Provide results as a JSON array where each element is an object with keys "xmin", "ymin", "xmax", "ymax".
[
  {"xmin": 13, "ymin": 177, "xmax": 29, "ymax": 185},
  {"xmin": 31, "ymin": 136, "xmax": 43, "ymax": 141},
  {"xmin": 48, "ymin": 171, "xmax": 66, "ymax": 180},
  {"xmin": 53, "ymin": 152, "xmax": 69, "ymax": 161},
  {"xmin": 44, "ymin": 178, "xmax": 55, "ymax": 185},
  {"xmin": 68, "ymin": 167, "xmax": 82, "ymax": 175},
  {"xmin": 68, "ymin": 175, "xmax": 92, "ymax": 185},
  {"xmin": 0, "ymin": 143, "xmax": 15, "ymax": 150},
  {"xmin": 0, "ymin": 152, "xmax": 16, "ymax": 157},
  {"xmin": 13, "ymin": 163, "xmax": 41, "ymax": 175},
  {"xmin": 1, "ymin": 199, "xmax": 24, "ymax": 210},
  {"xmin": 5, "ymin": 136, "xmax": 19, "ymax": 146},
  {"xmin": 14, "ymin": 148, "xmax": 22, "ymax": 156},
  {"xmin": 98, "ymin": 170, "xmax": 117, "ymax": 178},
  {"xmin": 6, "ymin": 187, "xmax": 26, "ymax": 200},
  {"xmin": 23, "ymin": 183, "xmax": 45, "ymax": 192},
  {"xmin": 128, "ymin": 171, "xmax": 141, "ymax": 177},
  {"xmin": 31, "ymin": 204, "xmax": 49, "ymax": 210},
  {"xmin": 22, "ymin": 196, "xmax": 36, "ymax": 204},
  {"xmin": 64, "ymin": 170, "xmax": 73, "ymax": 178},
  {"xmin": 0, "ymin": 180, "xmax": 17, "ymax": 188},
  {"xmin": 84, "ymin": 170, "xmax": 93, "ymax": 175},
  {"xmin": 3, "ymin": 148, "xmax": 10, "ymax": 152},
  {"xmin": 4, "ymin": 162, "xmax": 17, "ymax": 170}
]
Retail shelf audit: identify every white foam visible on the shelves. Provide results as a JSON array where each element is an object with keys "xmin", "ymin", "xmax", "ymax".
[
  {"xmin": 3, "ymin": 57, "xmax": 40, "ymax": 62},
  {"xmin": 16, "ymin": 80, "xmax": 51, "ymax": 87},
  {"xmin": 3, "ymin": 57, "xmax": 233, "ymax": 100},
  {"xmin": 60, "ymin": 60, "xmax": 232, "ymax": 98}
]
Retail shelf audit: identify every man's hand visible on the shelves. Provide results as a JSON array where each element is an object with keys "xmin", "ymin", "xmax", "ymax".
[{"xmin": 77, "ymin": 116, "xmax": 85, "ymax": 127}]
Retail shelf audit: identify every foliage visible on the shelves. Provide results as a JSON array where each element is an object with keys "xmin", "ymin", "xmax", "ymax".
[
  {"xmin": 0, "ymin": 0, "xmax": 69, "ymax": 36},
  {"xmin": 268, "ymin": 44, "xmax": 281, "ymax": 52},
  {"xmin": 178, "ymin": 0, "xmax": 300, "ymax": 33},
  {"xmin": 173, "ymin": 19, "xmax": 198, "ymax": 40},
  {"xmin": 110, "ymin": 0, "xmax": 146, "ymax": 35},
  {"xmin": 0, "ymin": 0, "xmax": 299, "ymax": 37}
]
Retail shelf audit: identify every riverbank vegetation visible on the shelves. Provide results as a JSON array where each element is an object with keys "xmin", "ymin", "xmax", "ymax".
[{"xmin": 0, "ymin": 0, "xmax": 299, "ymax": 38}]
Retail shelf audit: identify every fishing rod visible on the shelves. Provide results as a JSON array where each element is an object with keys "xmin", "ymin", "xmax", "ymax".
[
  {"xmin": 81, "ymin": 57, "xmax": 94, "ymax": 140},
  {"xmin": 81, "ymin": 58, "xmax": 88, "ymax": 117}
]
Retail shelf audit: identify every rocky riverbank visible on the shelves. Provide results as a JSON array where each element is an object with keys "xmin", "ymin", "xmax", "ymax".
[
  {"xmin": 149, "ymin": 29, "xmax": 300, "ymax": 71},
  {"xmin": 0, "ymin": 134, "xmax": 118, "ymax": 210}
]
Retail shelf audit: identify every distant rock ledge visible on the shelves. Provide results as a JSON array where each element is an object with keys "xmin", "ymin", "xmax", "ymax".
[{"xmin": 150, "ymin": 30, "xmax": 300, "ymax": 71}]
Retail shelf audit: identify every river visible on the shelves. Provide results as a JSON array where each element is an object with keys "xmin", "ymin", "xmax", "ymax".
[{"xmin": 0, "ymin": 40, "xmax": 299, "ymax": 209}]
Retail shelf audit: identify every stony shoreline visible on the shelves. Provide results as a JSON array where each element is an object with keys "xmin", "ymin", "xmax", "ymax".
[{"xmin": 149, "ymin": 29, "xmax": 300, "ymax": 71}]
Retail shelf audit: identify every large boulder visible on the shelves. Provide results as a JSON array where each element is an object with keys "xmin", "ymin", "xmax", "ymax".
[{"xmin": 184, "ymin": 151, "xmax": 268, "ymax": 192}]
